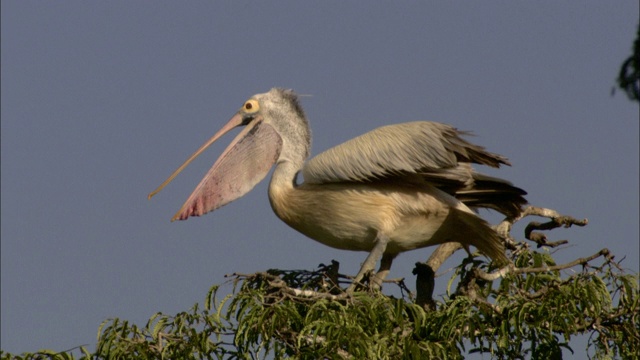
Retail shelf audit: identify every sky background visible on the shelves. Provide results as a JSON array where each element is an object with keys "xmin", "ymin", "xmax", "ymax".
[{"xmin": 2, "ymin": 2, "xmax": 638, "ymax": 357}]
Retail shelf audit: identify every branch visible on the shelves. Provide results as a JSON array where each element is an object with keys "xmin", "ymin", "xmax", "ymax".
[
  {"xmin": 497, "ymin": 206, "xmax": 588, "ymax": 247},
  {"xmin": 473, "ymin": 248, "xmax": 612, "ymax": 281},
  {"xmin": 414, "ymin": 242, "xmax": 462, "ymax": 309}
]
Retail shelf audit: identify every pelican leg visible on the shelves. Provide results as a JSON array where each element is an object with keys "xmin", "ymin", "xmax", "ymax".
[
  {"xmin": 347, "ymin": 233, "xmax": 389, "ymax": 293},
  {"xmin": 371, "ymin": 253, "xmax": 396, "ymax": 290}
]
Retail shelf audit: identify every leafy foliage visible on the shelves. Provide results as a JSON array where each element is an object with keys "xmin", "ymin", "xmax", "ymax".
[{"xmin": 2, "ymin": 247, "xmax": 638, "ymax": 360}]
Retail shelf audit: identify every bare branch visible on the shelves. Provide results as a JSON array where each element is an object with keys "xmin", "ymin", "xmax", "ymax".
[
  {"xmin": 413, "ymin": 242, "xmax": 463, "ymax": 309},
  {"xmin": 413, "ymin": 262, "xmax": 436, "ymax": 310},
  {"xmin": 474, "ymin": 248, "xmax": 611, "ymax": 281},
  {"xmin": 498, "ymin": 206, "xmax": 588, "ymax": 248},
  {"xmin": 425, "ymin": 242, "xmax": 464, "ymax": 272}
]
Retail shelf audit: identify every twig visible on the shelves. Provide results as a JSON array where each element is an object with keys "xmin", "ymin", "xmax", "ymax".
[
  {"xmin": 473, "ymin": 249, "xmax": 611, "ymax": 281},
  {"xmin": 499, "ymin": 206, "xmax": 588, "ymax": 247}
]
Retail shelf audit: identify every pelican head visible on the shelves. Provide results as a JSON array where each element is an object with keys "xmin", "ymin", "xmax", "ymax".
[{"xmin": 148, "ymin": 88, "xmax": 310, "ymax": 221}]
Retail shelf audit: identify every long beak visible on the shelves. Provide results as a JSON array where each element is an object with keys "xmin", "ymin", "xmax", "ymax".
[{"xmin": 148, "ymin": 113, "xmax": 246, "ymax": 200}]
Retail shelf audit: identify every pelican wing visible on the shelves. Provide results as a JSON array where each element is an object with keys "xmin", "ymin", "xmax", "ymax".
[{"xmin": 303, "ymin": 121, "xmax": 510, "ymax": 185}]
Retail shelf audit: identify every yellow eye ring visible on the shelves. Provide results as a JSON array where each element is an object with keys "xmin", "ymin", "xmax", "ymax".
[{"xmin": 243, "ymin": 99, "xmax": 260, "ymax": 113}]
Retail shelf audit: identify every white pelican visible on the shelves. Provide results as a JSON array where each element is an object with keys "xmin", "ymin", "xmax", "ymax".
[{"xmin": 149, "ymin": 88, "xmax": 526, "ymax": 291}]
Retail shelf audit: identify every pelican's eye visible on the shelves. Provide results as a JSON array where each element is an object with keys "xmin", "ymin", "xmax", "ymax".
[{"xmin": 243, "ymin": 99, "xmax": 260, "ymax": 113}]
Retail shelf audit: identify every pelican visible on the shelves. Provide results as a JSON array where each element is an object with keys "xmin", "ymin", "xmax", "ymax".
[{"xmin": 149, "ymin": 88, "xmax": 526, "ymax": 291}]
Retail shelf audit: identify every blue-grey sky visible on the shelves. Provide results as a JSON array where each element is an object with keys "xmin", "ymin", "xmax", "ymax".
[{"xmin": 2, "ymin": 2, "xmax": 638, "ymax": 356}]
